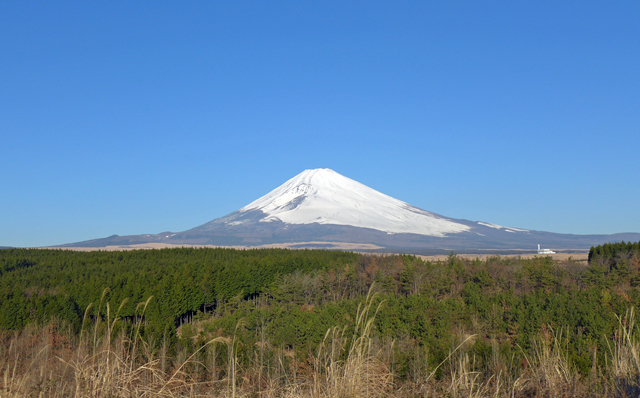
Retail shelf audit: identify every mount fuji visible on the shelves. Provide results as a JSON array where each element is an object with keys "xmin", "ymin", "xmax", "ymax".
[
  {"xmin": 60, "ymin": 168, "xmax": 640, "ymax": 253},
  {"xmin": 238, "ymin": 168, "xmax": 469, "ymax": 237}
]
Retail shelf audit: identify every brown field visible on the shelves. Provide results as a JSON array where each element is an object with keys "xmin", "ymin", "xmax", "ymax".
[
  {"xmin": 419, "ymin": 251, "xmax": 589, "ymax": 262},
  {"xmin": 49, "ymin": 243, "xmax": 589, "ymax": 263}
]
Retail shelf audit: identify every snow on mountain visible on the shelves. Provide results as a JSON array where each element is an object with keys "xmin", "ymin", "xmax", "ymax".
[
  {"xmin": 238, "ymin": 168, "xmax": 470, "ymax": 237},
  {"xmin": 476, "ymin": 222, "xmax": 529, "ymax": 233}
]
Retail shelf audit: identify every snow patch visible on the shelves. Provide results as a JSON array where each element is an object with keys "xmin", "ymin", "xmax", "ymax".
[
  {"xmin": 477, "ymin": 221, "xmax": 528, "ymax": 232},
  {"xmin": 477, "ymin": 222, "xmax": 504, "ymax": 229}
]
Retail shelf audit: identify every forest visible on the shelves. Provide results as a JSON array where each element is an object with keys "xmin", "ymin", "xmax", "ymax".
[
  {"xmin": 588, "ymin": 240, "xmax": 640, "ymax": 267},
  {"xmin": 1, "ymin": 243, "xmax": 640, "ymax": 397}
]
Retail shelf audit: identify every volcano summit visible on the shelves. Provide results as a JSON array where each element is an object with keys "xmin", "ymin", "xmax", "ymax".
[
  {"xmin": 61, "ymin": 168, "xmax": 640, "ymax": 253},
  {"xmin": 238, "ymin": 168, "xmax": 469, "ymax": 237}
]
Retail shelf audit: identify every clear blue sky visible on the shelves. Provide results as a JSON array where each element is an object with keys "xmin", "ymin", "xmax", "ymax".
[{"xmin": 1, "ymin": 1, "xmax": 639, "ymax": 247}]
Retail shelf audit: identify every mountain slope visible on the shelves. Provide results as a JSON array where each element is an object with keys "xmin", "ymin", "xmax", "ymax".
[
  {"xmin": 57, "ymin": 168, "xmax": 640, "ymax": 252},
  {"xmin": 234, "ymin": 168, "xmax": 469, "ymax": 236}
]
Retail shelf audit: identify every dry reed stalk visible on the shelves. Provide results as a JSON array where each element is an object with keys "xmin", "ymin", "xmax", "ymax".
[
  {"xmin": 0, "ymin": 321, "xmax": 78, "ymax": 397},
  {"xmin": 447, "ymin": 351, "xmax": 486, "ymax": 398},
  {"xmin": 607, "ymin": 307, "xmax": 640, "ymax": 397},
  {"xmin": 412, "ymin": 333, "xmax": 480, "ymax": 398},
  {"xmin": 0, "ymin": 292, "xmax": 213, "ymax": 398},
  {"xmin": 205, "ymin": 318, "xmax": 246, "ymax": 398},
  {"xmin": 313, "ymin": 284, "xmax": 392, "ymax": 398},
  {"xmin": 515, "ymin": 327, "xmax": 580, "ymax": 398},
  {"xmin": 60, "ymin": 294, "xmax": 188, "ymax": 397}
]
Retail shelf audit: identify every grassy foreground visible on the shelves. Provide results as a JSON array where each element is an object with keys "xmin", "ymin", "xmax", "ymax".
[
  {"xmin": 3, "ymin": 291, "xmax": 640, "ymax": 397},
  {"xmin": 2, "ymin": 247, "xmax": 640, "ymax": 397}
]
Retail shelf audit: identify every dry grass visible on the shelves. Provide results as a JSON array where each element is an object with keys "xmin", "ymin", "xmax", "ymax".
[
  {"xmin": 607, "ymin": 308, "xmax": 640, "ymax": 397},
  {"xmin": 4, "ymin": 293, "xmax": 640, "ymax": 397},
  {"xmin": 312, "ymin": 285, "xmax": 392, "ymax": 398},
  {"xmin": 0, "ymin": 291, "xmax": 201, "ymax": 398},
  {"xmin": 517, "ymin": 327, "xmax": 583, "ymax": 397}
]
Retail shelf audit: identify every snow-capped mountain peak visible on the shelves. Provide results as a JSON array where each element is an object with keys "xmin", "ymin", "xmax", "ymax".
[
  {"xmin": 239, "ymin": 168, "xmax": 470, "ymax": 237},
  {"xmin": 60, "ymin": 168, "xmax": 640, "ymax": 251}
]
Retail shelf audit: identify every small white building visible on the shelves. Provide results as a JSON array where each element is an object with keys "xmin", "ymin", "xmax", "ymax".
[{"xmin": 537, "ymin": 244, "xmax": 556, "ymax": 254}]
